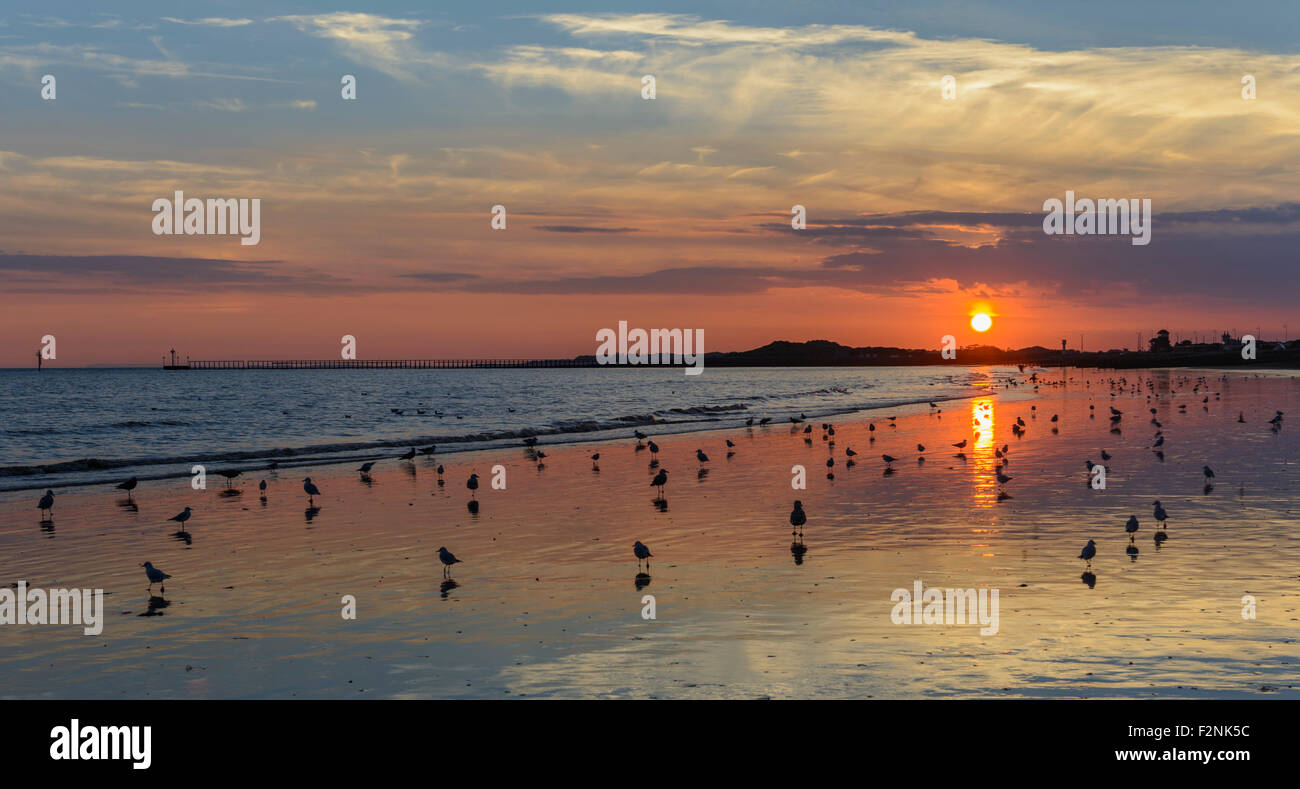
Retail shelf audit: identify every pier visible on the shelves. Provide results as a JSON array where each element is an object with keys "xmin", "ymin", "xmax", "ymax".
[{"xmin": 172, "ymin": 358, "xmax": 600, "ymax": 370}]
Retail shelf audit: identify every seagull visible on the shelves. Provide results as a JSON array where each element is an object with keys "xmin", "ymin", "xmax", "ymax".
[
  {"xmin": 1151, "ymin": 435, "xmax": 1164, "ymax": 448},
  {"xmin": 1153, "ymin": 500, "xmax": 1168, "ymax": 529},
  {"xmin": 696, "ymin": 449, "xmax": 709, "ymax": 463},
  {"xmin": 634, "ymin": 430, "xmax": 648, "ymax": 439},
  {"xmin": 1203, "ymin": 465, "xmax": 1215, "ymax": 482},
  {"xmin": 218, "ymin": 469, "xmax": 241, "ymax": 486},
  {"xmin": 142, "ymin": 561, "xmax": 171, "ymax": 593},
  {"xmin": 418, "ymin": 445, "xmax": 437, "ymax": 455},
  {"xmin": 845, "ymin": 447, "xmax": 857, "ymax": 457},
  {"xmin": 1079, "ymin": 539, "xmax": 1097, "ymax": 566},
  {"xmin": 952, "ymin": 440, "xmax": 967, "ymax": 449},
  {"xmin": 1050, "ymin": 414, "xmax": 1059, "ymax": 423},
  {"xmin": 466, "ymin": 473, "xmax": 479, "ymax": 498},
  {"xmin": 115, "ymin": 477, "xmax": 138, "ymax": 498},
  {"xmin": 882, "ymin": 454, "xmax": 897, "ymax": 465},
  {"xmin": 436, "ymin": 464, "xmax": 445, "ymax": 479},
  {"xmin": 996, "ymin": 470, "xmax": 1012, "ymax": 486},
  {"xmin": 590, "ymin": 452, "xmax": 601, "ymax": 463},
  {"xmin": 758, "ymin": 417, "xmax": 771, "ymax": 425},
  {"xmin": 650, "ymin": 468, "xmax": 669, "ymax": 495},
  {"xmin": 168, "ymin": 506, "xmax": 192, "ymax": 528},
  {"xmin": 438, "ymin": 546, "xmax": 460, "ymax": 577},
  {"xmin": 790, "ymin": 500, "xmax": 806, "ymax": 537},
  {"xmin": 1125, "ymin": 515, "xmax": 1139, "ymax": 539},
  {"xmin": 648, "ymin": 440, "xmax": 660, "ymax": 458},
  {"xmin": 633, "ymin": 540, "xmax": 653, "ymax": 571},
  {"xmin": 37, "ymin": 489, "xmax": 54, "ymax": 518},
  {"xmin": 725, "ymin": 439, "xmax": 735, "ymax": 448},
  {"xmin": 303, "ymin": 477, "xmax": 321, "ymax": 503},
  {"xmin": 1100, "ymin": 450, "xmax": 1111, "ymax": 461},
  {"xmin": 258, "ymin": 479, "xmax": 267, "ymax": 494},
  {"xmin": 916, "ymin": 443, "xmax": 925, "ymax": 453},
  {"xmin": 398, "ymin": 448, "xmax": 415, "ymax": 461},
  {"xmin": 358, "ymin": 462, "xmax": 375, "ymax": 474}
]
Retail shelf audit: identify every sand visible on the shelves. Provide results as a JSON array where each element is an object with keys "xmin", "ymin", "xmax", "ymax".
[{"xmin": 1, "ymin": 367, "xmax": 1297, "ymax": 698}]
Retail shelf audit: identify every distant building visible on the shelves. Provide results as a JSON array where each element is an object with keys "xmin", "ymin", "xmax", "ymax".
[{"xmin": 1148, "ymin": 329, "xmax": 1172, "ymax": 352}]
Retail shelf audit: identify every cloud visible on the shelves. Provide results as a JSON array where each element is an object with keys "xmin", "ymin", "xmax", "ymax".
[
  {"xmin": 534, "ymin": 225, "xmax": 638, "ymax": 233},
  {"xmin": 161, "ymin": 18, "xmax": 254, "ymax": 28}
]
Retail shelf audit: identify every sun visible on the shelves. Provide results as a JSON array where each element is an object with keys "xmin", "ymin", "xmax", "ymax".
[{"xmin": 971, "ymin": 312, "xmax": 993, "ymax": 332}]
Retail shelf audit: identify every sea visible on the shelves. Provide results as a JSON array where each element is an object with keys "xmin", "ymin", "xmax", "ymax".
[{"xmin": 0, "ymin": 365, "xmax": 1017, "ymax": 491}]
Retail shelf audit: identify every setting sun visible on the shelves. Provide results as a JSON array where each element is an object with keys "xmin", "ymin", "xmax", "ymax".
[{"xmin": 971, "ymin": 313, "xmax": 993, "ymax": 332}]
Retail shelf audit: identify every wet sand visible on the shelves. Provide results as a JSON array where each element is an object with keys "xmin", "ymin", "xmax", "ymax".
[{"xmin": 1, "ymin": 368, "xmax": 1297, "ymax": 698}]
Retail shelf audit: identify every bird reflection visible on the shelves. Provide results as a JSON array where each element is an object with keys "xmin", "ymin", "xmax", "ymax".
[
  {"xmin": 653, "ymin": 498, "xmax": 668, "ymax": 513},
  {"xmin": 467, "ymin": 500, "xmax": 480, "ymax": 516},
  {"xmin": 1203, "ymin": 483, "xmax": 1214, "ymax": 495},
  {"xmin": 219, "ymin": 488, "xmax": 242, "ymax": 498},
  {"xmin": 634, "ymin": 573, "xmax": 652, "ymax": 591},
  {"xmin": 1080, "ymin": 571, "xmax": 1097, "ymax": 588},
  {"xmin": 1126, "ymin": 544, "xmax": 1139, "ymax": 561},
  {"xmin": 40, "ymin": 520, "xmax": 54, "ymax": 537},
  {"xmin": 358, "ymin": 473, "xmax": 374, "ymax": 487},
  {"xmin": 790, "ymin": 540, "xmax": 807, "ymax": 565},
  {"xmin": 139, "ymin": 595, "xmax": 171, "ymax": 616},
  {"xmin": 440, "ymin": 579, "xmax": 459, "ymax": 599},
  {"xmin": 170, "ymin": 530, "xmax": 192, "ymax": 545},
  {"xmin": 117, "ymin": 498, "xmax": 139, "ymax": 513},
  {"xmin": 1153, "ymin": 530, "xmax": 1168, "ymax": 548},
  {"xmin": 697, "ymin": 468, "xmax": 709, "ymax": 481},
  {"xmin": 304, "ymin": 506, "xmax": 321, "ymax": 523}
]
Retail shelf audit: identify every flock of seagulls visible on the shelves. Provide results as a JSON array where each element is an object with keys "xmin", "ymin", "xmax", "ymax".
[{"xmin": 33, "ymin": 370, "xmax": 1288, "ymax": 597}]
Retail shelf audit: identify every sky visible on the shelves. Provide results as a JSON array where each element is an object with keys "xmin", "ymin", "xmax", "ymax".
[{"xmin": 1, "ymin": 2, "xmax": 1299, "ymax": 366}]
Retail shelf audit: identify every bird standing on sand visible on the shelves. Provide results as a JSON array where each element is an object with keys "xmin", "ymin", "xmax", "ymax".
[
  {"xmin": 696, "ymin": 449, "xmax": 709, "ymax": 463},
  {"xmin": 1203, "ymin": 465, "xmax": 1215, "ymax": 483},
  {"xmin": 882, "ymin": 454, "xmax": 897, "ymax": 466},
  {"xmin": 303, "ymin": 477, "xmax": 321, "ymax": 503},
  {"xmin": 650, "ymin": 468, "xmax": 669, "ymax": 496},
  {"xmin": 399, "ymin": 448, "xmax": 415, "ymax": 461},
  {"xmin": 438, "ymin": 546, "xmax": 460, "ymax": 577},
  {"xmin": 996, "ymin": 470, "xmax": 1012, "ymax": 486},
  {"xmin": 1153, "ymin": 500, "xmax": 1168, "ymax": 529},
  {"xmin": 358, "ymin": 462, "xmax": 375, "ymax": 474},
  {"xmin": 634, "ymin": 540, "xmax": 653, "ymax": 571},
  {"xmin": 168, "ymin": 506, "xmax": 192, "ymax": 529},
  {"xmin": 790, "ymin": 500, "xmax": 806, "ymax": 537},
  {"xmin": 952, "ymin": 440, "xmax": 966, "ymax": 449},
  {"xmin": 37, "ymin": 489, "xmax": 54, "ymax": 518},
  {"xmin": 1079, "ymin": 539, "xmax": 1097, "ymax": 566},
  {"xmin": 142, "ymin": 561, "xmax": 171, "ymax": 593},
  {"xmin": 259, "ymin": 479, "xmax": 267, "ymax": 494},
  {"xmin": 116, "ymin": 477, "xmax": 138, "ymax": 499},
  {"xmin": 1125, "ymin": 515, "xmax": 1139, "ymax": 540},
  {"xmin": 916, "ymin": 443, "xmax": 925, "ymax": 453},
  {"xmin": 466, "ymin": 473, "xmax": 479, "ymax": 499},
  {"xmin": 648, "ymin": 440, "xmax": 660, "ymax": 459}
]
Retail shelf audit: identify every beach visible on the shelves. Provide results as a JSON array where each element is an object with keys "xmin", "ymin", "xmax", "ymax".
[{"xmin": 1, "ymin": 367, "xmax": 1297, "ymax": 699}]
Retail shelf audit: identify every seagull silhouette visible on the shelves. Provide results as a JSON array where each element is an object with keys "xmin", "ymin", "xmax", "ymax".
[
  {"xmin": 142, "ymin": 561, "xmax": 171, "ymax": 593},
  {"xmin": 438, "ymin": 546, "xmax": 461, "ymax": 577},
  {"xmin": 633, "ymin": 540, "xmax": 653, "ymax": 571}
]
